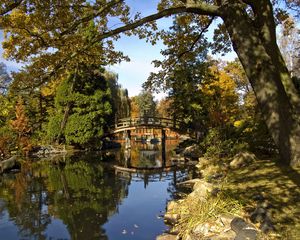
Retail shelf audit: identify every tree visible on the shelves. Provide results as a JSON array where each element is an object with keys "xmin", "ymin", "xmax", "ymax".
[
  {"xmin": 105, "ymin": 71, "xmax": 131, "ymax": 121},
  {"xmin": 130, "ymin": 96, "xmax": 139, "ymax": 118},
  {"xmin": 47, "ymin": 64, "xmax": 113, "ymax": 147},
  {"xmin": 10, "ymin": 96, "xmax": 32, "ymax": 155},
  {"xmin": 201, "ymin": 64, "xmax": 239, "ymax": 128},
  {"xmin": 1, "ymin": 0, "xmax": 300, "ymax": 166},
  {"xmin": 145, "ymin": 15, "xmax": 212, "ymax": 133},
  {"xmin": 10, "ymin": 96, "xmax": 31, "ymax": 139},
  {"xmin": 157, "ymin": 98, "xmax": 172, "ymax": 118},
  {"xmin": 135, "ymin": 91, "xmax": 157, "ymax": 117}
]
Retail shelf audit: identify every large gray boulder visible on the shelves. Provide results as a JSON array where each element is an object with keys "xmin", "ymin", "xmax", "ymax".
[{"xmin": 229, "ymin": 152, "xmax": 257, "ymax": 169}]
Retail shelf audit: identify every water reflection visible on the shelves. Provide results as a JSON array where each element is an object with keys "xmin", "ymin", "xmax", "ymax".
[{"xmin": 0, "ymin": 141, "xmax": 197, "ymax": 240}]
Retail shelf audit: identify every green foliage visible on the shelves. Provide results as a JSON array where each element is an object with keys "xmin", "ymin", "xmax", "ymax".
[
  {"xmin": 46, "ymin": 114, "xmax": 63, "ymax": 142},
  {"xmin": 0, "ymin": 124, "xmax": 17, "ymax": 158},
  {"xmin": 46, "ymin": 64, "xmax": 113, "ymax": 147},
  {"xmin": 200, "ymin": 127, "xmax": 248, "ymax": 158},
  {"xmin": 105, "ymin": 71, "xmax": 131, "ymax": 120},
  {"xmin": 135, "ymin": 90, "xmax": 157, "ymax": 117}
]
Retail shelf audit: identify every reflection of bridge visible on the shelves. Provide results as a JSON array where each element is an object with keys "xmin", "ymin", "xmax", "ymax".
[
  {"xmin": 114, "ymin": 165, "xmax": 183, "ymax": 188},
  {"xmin": 112, "ymin": 117, "xmax": 180, "ymax": 134}
]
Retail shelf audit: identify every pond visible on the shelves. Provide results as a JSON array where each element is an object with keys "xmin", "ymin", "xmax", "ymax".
[{"xmin": 0, "ymin": 140, "xmax": 197, "ymax": 240}]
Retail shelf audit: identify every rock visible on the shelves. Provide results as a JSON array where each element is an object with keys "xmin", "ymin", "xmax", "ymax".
[
  {"xmin": 164, "ymin": 213, "xmax": 180, "ymax": 225},
  {"xmin": 156, "ymin": 233, "xmax": 177, "ymax": 240},
  {"xmin": 185, "ymin": 232, "xmax": 204, "ymax": 240},
  {"xmin": 218, "ymin": 214, "xmax": 236, "ymax": 228},
  {"xmin": 176, "ymin": 178, "xmax": 201, "ymax": 187},
  {"xmin": 193, "ymin": 222, "xmax": 235, "ymax": 239},
  {"xmin": 191, "ymin": 180, "xmax": 214, "ymax": 199},
  {"xmin": 193, "ymin": 223, "xmax": 211, "ymax": 235},
  {"xmin": 229, "ymin": 152, "xmax": 257, "ymax": 169},
  {"xmin": 30, "ymin": 145, "xmax": 67, "ymax": 156},
  {"xmin": 230, "ymin": 217, "xmax": 257, "ymax": 240},
  {"xmin": 165, "ymin": 201, "xmax": 180, "ymax": 225},
  {"xmin": 0, "ymin": 156, "xmax": 18, "ymax": 173},
  {"xmin": 208, "ymin": 229, "xmax": 236, "ymax": 240},
  {"xmin": 183, "ymin": 144, "xmax": 203, "ymax": 159}
]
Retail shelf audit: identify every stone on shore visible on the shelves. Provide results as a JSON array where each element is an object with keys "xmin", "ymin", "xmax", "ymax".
[
  {"xmin": 164, "ymin": 201, "xmax": 181, "ymax": 225},
  {"xmin": 190, "ymin": 179, "xmax": 214, "ymax": 199},
  {"xmin": 156, "ymin": 233, "xmax": 177, "ymax": 240},
  {"xmin": 229, "ymin": 152, "xmax": 257, "ymax": 169},
  {"xmin": 183, "ymin": 144, "xmax": 202, "ymax": 159}
]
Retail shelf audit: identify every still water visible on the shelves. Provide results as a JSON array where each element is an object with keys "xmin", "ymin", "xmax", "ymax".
[{"xmin": 0, "ymin": 141, "xmax": 196, "ymax": 240}]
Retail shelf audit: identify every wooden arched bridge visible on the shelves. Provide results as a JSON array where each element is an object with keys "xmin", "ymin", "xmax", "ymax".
[{"xmin": 111, "ymin": 117, "xmax": 180, "ymax": 134}]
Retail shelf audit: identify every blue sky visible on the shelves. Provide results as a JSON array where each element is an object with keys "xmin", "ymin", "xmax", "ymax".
[{"xmin": 0, "ymin": 1, "xmax": 236, "ymax": 99}]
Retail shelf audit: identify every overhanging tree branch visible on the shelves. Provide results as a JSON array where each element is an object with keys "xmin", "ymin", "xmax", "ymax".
[
  {"xmin": 89, "ymin": 4, "xmax": 220, "ymax": 47},
  {"xmin": 59, "ymin": 0, "xmax": 125, "ymax": 37},
  {"xmin": 38, "ymin": 4, "xmax": 220, "ymax": 83}
]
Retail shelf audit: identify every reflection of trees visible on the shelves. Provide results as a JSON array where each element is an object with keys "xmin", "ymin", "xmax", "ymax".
[
  {"xmin": 0, "ymin": 155, "xmax": 130, "ymax": 240},
  {"xmin": 0, "ymin": 162, "xmax": 51, "ymax": 240},
  {"xmin": 139, "ymin": 150, "xmax": 160, "ymax": 168},
  {"xmin": 166, "ymin": 166, "xmax": 199, "ymax": 200},
  {"xmin": 46, "ymin": 159, "xmax": 129, "ymax": 240}
]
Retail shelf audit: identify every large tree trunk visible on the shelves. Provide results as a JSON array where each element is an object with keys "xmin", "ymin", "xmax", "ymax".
[{"xmin": 221, "ymin": 2, "xmax": 300, "ymax": 167}]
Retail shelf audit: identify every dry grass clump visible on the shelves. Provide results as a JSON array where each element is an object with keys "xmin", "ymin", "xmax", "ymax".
[{"xmin": 175, "ymin": 192, "xmax": 243, "ymax": 238}]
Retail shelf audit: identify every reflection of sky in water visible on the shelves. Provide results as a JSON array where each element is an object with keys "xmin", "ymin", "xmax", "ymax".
[
  {"xmin": 0, "ymin": 141, "xmax": 195, "ymax": 240},
  {"xmin": 104, "ymin": 177, "xmax": 171, "ymax": 240}
]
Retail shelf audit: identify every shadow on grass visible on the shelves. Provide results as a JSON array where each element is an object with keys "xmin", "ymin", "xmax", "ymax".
[
  {"xmin": 275, "ymin": 161, "xmax": 300, "ymax": 187},
  {"xmin": 223, "ymin": 159, "xmax": 300, "ymax": 237}
]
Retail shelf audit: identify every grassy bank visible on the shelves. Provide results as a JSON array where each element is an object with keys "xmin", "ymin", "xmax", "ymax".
[
  {"xmin": 224, "ymin": 159, "xmax": 300, "ymax": 239},
  {"xmin": 169, "ymin": 156, "xmax": 300, "ymax": 239}
]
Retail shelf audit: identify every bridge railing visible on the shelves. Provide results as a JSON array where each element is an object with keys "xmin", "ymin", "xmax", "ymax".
[{"xmin": 114, "ymin": 117, "xmax": 180, "ymax": 130}]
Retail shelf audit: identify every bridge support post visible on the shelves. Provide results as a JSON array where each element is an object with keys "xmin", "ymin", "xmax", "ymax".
[
  {"xmin": 161, "ymin": 129, "xmax": 166, "ymax": 167},
  {"xmin": 125, "ymin": 130, "xmax": 131, "ymax": 149}
]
